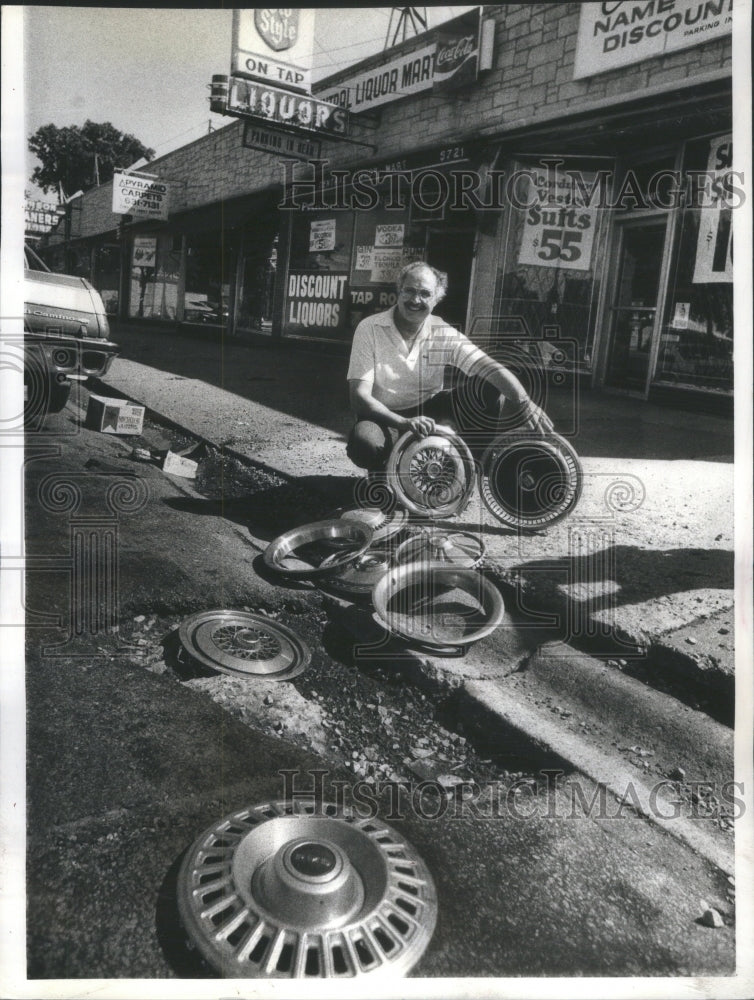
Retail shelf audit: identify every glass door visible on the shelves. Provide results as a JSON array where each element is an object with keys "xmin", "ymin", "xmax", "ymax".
[{"xmin": 604, "ymin": 220, "xmax": 667, "ymax": 391}]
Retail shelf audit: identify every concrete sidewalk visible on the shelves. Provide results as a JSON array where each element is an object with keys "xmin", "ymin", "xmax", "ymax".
[{"xmin": 99, "ymin": 322, "xmax": 735, "ymax": 719}]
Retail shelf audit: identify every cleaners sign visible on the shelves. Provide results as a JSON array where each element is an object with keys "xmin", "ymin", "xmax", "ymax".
[
  {"xmin": 112, "ymin": 172, "xmax": 169, "ymax": 220},
  {"xmin": 574, "ymin": 0, "xmax": 732, "ymax": 79},
  {"xmin": 518, "ymin": 169, "xmax": 599, "ymax": 272}
]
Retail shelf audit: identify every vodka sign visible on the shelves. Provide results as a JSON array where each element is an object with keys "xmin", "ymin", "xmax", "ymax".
[{"xmin": 232, "ymin": 9, "xmax": 315, "ymax": 94}]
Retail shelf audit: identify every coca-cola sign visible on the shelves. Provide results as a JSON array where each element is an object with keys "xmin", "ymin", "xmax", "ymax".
[
  {"xmin": 254, "ymin": 9, "xmax": 299, "ymax": 53},
  {"xmin": 433, "ymin": 9, "xmax": 482, "ymax": 92}
]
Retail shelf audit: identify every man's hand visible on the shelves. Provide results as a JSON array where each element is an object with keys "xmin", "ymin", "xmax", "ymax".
[
  {"xmin": 403, "ymin": 414, "xmax": 436, "ymax": 438},
  {"xmin": 498, "ymin": 394, "xmax": 554, "ymax": 434},
  {"xmin": 522, "ymin": 399, "xmax": 554, "ymax": 434}
]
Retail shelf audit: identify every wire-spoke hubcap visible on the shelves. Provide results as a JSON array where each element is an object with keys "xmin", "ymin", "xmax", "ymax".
[
  {"xmin": 387, "ymin": 429, "xmax": 475, "ymax": 518},
  {"xmin": 177, "ymin": 610, "xmax": 311, "ymax": 680},
  {"xmin": 177, "ymin": 799, "xmax": 437, "ymax": 978}
]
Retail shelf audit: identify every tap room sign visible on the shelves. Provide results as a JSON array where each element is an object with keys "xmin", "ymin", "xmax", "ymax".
[
  {"xmin": 232, "ymin": 9, "xmax": 315, "ymax": 94},
  {"xmin": 574, "ymin": 0, "xmax": 733, "ymax": 79}
]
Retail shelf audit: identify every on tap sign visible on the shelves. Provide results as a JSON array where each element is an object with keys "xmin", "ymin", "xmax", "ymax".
[{"xmin": 232, "ymin": 9, "xmax": 315, "ymax": 94}]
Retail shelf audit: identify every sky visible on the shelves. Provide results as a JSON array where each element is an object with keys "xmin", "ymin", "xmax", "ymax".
[{"xmin": 21, "ymin": 6, "xmax": 475, "ymax": 200}]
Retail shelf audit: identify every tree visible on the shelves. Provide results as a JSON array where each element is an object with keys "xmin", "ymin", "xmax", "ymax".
[{"xmin": 28, "ymin": 120, "xmax": 155, "ymax": 195}]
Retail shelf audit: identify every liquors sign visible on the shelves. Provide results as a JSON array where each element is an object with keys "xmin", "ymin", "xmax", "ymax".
[
  {"xmin": 228, "ymin": 78, "xmax": 348, "ymax": 137},
  {"xmin": 232, "ymin": 9, "xmax": 315, "ymax": 94}
]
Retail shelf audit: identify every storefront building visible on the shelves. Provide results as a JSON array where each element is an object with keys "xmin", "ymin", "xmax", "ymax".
[{"xmin": 39, "ymin": 3, "xmax": 735, "ymax": 411}]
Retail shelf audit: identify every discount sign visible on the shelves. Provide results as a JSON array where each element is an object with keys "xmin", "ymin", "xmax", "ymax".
[{"xmin": 518, "ymin": 169, "xmax": 599, "ymax": 272}]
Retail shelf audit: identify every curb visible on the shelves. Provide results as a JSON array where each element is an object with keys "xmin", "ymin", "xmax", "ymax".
[
  {"xmin": 486, "ymin": 561, "xmax": 734, "ymax": 727},
  {"xmin": 457, "ymin": 677, "xmax": 733, "ymax": 876}
]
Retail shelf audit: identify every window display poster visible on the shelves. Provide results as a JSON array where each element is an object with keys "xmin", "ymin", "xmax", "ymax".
[
  {"xmin": 355, "ymin": 245, "xmax": 374, "ymax": 271},
  {"xmin": 132, "ymin": 236, "xmax": 157, "ymax": 269},
  {"xmin": 518, "ymin": 169, "xmax": 598, "ymax": 271},
  {"xmin": 309, "ymin": 219, "xmax": 336, "ymax": 253},
  {"xmin": 374, "ymin": 223, "xmax": 404, "ymax": 247},
  {"xmin": 693, "ymin": 134, "xmax": 733, "ymax": 284},
  {"xmin": 352, "ymin": 244, "xmax": 424, "ymax": 285}
]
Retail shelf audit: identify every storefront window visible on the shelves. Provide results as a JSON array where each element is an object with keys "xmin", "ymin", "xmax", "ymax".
[
  {"xmin": 184, "ymin": 232, "xmax": 232, "ymax": 325},
  {"xmin": 492, "ymin": 158, "xmax": 610, "ymax": 373},
  {"xmin": 237, "ymin": 228, "xmax": 278, "ymax": 335},
  {"xmin": 656, "ymin": 135, "xmax": 733, "ymax": 393},
  {"xmin": 283, "ymin": 210, "xmax": 355, "ymax": 341},
  {"xmin": 349, "ymin": 207, "xmax": 426, "ymax": 329},
  {"xmin": 129, "ymin": 234, "xmax": 182, "ymax": 320},
  {"xmin": 92, "ymin": 243, "xmax": 121, "ymax": 315}
]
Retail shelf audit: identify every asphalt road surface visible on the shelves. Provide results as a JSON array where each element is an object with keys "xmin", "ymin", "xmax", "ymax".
[{"xmin": 21, "ymin": 393, "xmax": 736, "ymax": 982}]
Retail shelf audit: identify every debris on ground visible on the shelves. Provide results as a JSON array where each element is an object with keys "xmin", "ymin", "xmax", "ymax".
[{"xmin": 699, "ymin": 905, "xmax": 724, "ymax": 929}]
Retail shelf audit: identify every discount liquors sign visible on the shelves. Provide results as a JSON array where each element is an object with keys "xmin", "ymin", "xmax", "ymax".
[{"xmin": 518, "ymin": 169, "xmax": 599, "ymax": 271}]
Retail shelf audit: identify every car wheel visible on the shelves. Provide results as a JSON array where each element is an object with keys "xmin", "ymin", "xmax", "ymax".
[{"xmin": 24, "ymin": 368, "xmax": 71, "ymax": 424}]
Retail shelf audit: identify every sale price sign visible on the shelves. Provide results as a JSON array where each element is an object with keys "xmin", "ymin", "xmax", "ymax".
[{"xmin": 518, "ymin": 170, "xmax": 598, "ymax": 272}]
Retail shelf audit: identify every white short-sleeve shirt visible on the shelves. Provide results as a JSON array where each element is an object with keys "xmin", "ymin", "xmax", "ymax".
[{"xmin": 347, "ymin": 308, "xmax": 481, "ymax": 411}]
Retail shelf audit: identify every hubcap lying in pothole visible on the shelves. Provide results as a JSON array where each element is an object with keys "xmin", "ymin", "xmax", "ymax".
[
  {"xmin": 395, "ymin": 527, "xmax": 485, "ymax": 569},
  {"xmin": 177, "ymin": 610, "xmax": 311, "ymax": 680},
  {"xmin": 263, "ymin": 519, "xmax": 374, "ymax": 578},
  {"xmin": 329, "ymin": 504, "xmax": 409, "ymax": 544},
  {"xmin": 372, "ymin": 563, "xmax": 505, "ymax": 649},
  {"xmin": 319, "ymin": 546, "xmax": 394, "ymax": 597},
  {"xmin": 177, "ymin": 799, "xmax": 437, "ymax": 978}
]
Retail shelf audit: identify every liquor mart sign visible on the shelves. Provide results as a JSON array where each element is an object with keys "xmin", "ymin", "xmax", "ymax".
[
  {"xmin": 574, "ymin": 0, "xmax": 733, "ymax": 79},
  {"xmin": 318, "ymin": 9, "xmax": 491, "ymax": 113},
  {"xmin": 232, "ymin": 9, "xmax": 315, "ymax": 93},
  {"xmin": 319, "ymin": 43, "xmax": 437, "ymax": 114},
  {"xmin": 112, "ymin": 172, "xmax": 169, "ymax": 220}
]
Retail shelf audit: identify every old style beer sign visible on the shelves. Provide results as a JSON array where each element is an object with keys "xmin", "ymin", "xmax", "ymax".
[{"xmin": 232, "ymin": 9, "xmax": 315, "ymax": 94}]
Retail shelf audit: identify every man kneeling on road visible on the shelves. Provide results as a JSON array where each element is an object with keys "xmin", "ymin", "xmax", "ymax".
[{"xmin": 346, "ymin": 262, "xmax": 553, "ymax": 474}]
